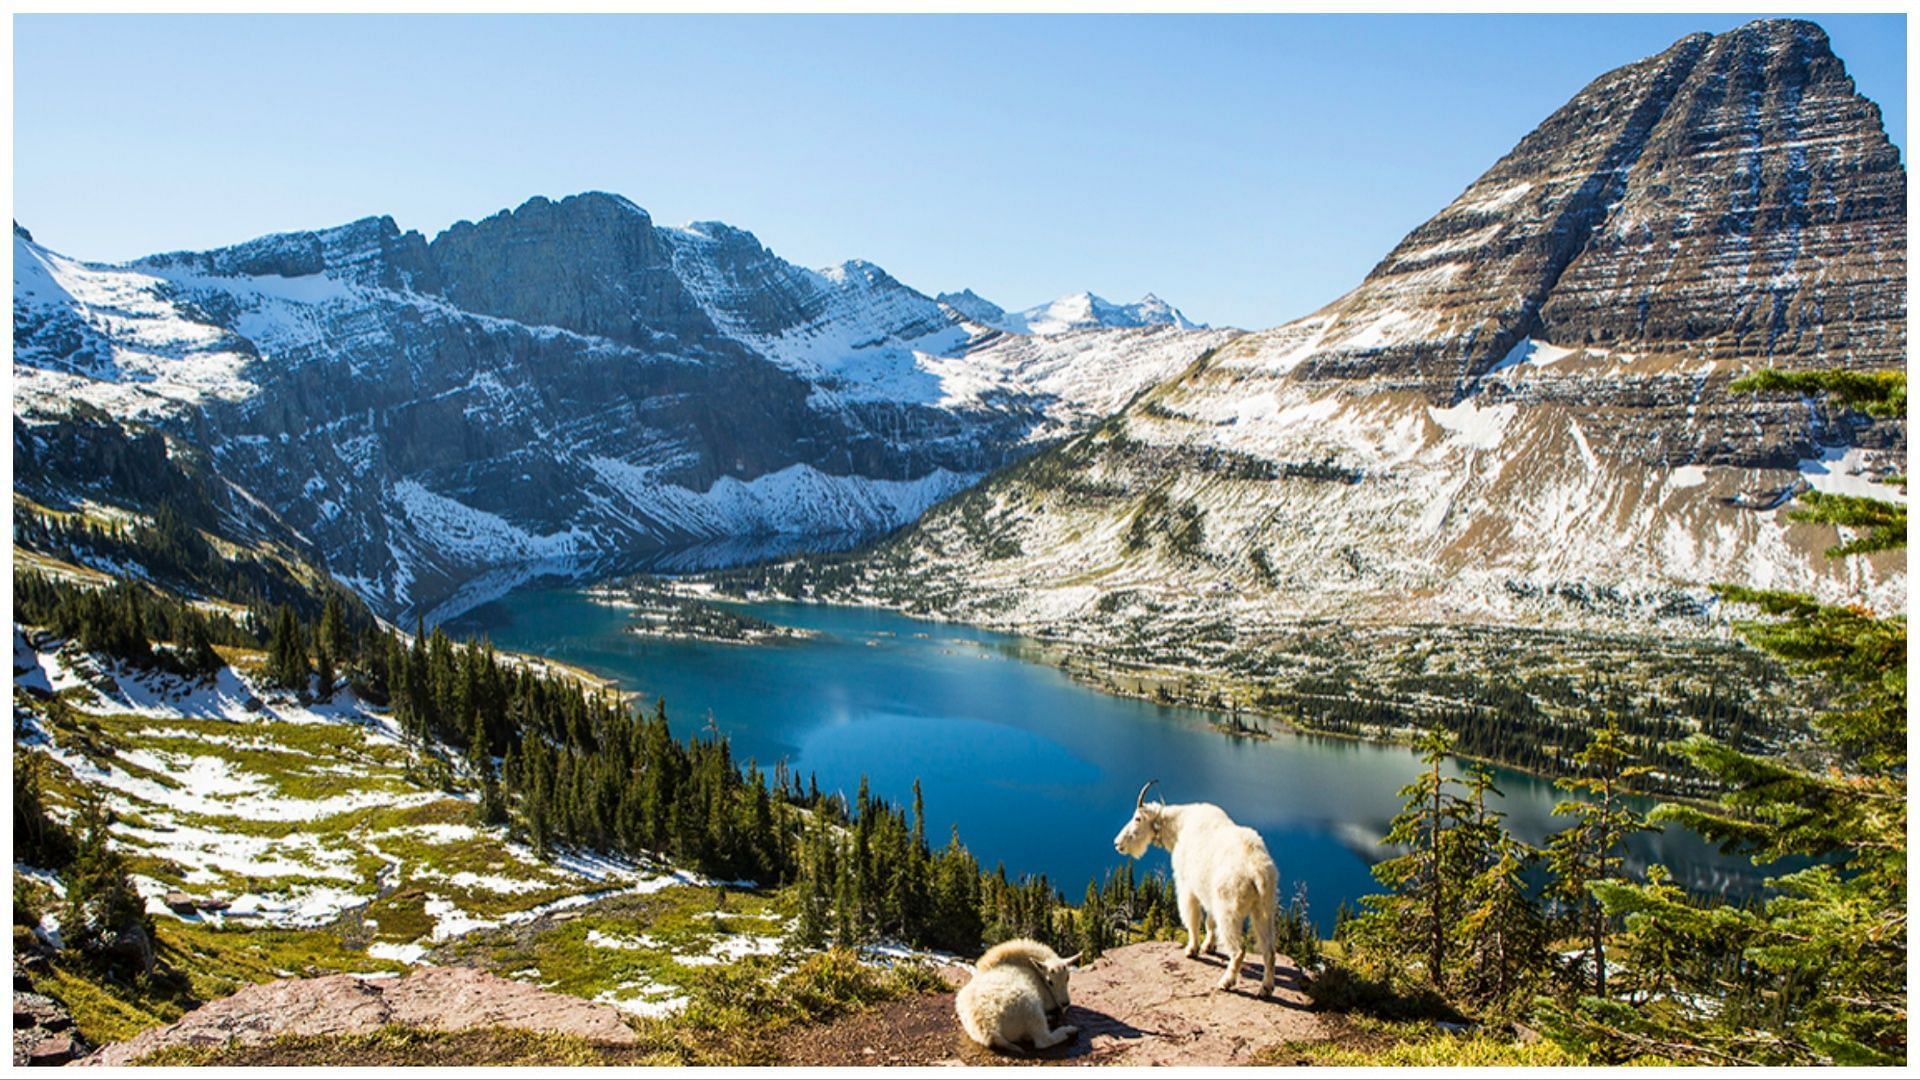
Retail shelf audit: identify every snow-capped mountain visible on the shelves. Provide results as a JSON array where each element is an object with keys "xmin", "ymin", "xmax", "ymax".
[
  {"xmin": 12, "ymin": 198, "xmax": 1231, "ymax": 621},
  {"xmin": 813, "ymin": 20, "xmax": 1907, "ymax": 648},
  {"xmin": 937, "ymin": 289, "xmax": 1205, "ymax": 336}
]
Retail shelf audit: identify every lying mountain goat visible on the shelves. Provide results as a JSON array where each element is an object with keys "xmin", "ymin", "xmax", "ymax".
[
  {"xmin": 955, "ymin": 939, "xmax": 1080, "ymax": 1053},
  {"xmin": 1113, "ymin": 780, "xmax": 1277, "ymax": 996}
]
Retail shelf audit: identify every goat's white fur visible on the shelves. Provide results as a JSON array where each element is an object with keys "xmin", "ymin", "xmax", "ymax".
[
  {"xmin": 1113, "ymin": 786, "xmax": 1277, "ymax": 996},
  {"xmin": 974, "ymin": 938, "xmax": 1078, "ymax": 1015},
  {"xmin": 955, "ymin": 941, "xmax": 1079, "ymax": 1053}
]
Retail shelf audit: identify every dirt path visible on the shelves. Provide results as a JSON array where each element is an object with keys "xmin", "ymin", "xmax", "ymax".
[{"xmin": 774, "ymin": 941, "xmax": 1329, "ymax": 1066}]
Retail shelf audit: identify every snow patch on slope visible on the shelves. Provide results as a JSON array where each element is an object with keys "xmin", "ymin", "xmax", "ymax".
[{"xmin": 1797, "ymin": 445, "xmax": 1908, "ymax": 503}]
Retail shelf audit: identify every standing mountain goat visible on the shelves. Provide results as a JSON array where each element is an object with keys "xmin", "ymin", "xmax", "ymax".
[
  {"xmin": 955, "ymin": 939, "xmax": 1080, "ymax": 1053},
  {"xmin": 1113, "ymin": 780, "xmax": 1277, "ymax": 996}
]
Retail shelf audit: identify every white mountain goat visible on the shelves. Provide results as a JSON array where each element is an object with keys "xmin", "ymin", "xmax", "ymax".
[
  {"xmin": 955, "ymin": 939, "xmax": 1080, "ymax": 1053},
  {"xmin": 1112, "ymin": 780, "xmax": 1277, "ymax": 996},
  {"xmin": 975, "ymin": 938, "xmax": 1080, "ymax": 1017}
]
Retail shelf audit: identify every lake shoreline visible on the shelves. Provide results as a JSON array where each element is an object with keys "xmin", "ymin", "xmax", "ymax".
[
  {"xmin": 464, "ymin": 582, "xmax": 1773, "ymax": 916},
  {"xmin": 666, "ymin": 584, "xmax": 1732, "ymax": 807}
]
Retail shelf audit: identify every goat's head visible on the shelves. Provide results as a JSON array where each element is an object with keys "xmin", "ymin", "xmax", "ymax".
[
  {"xmin": 1112, "ymin": 779, "xmax": 1163, "ymax": 858},
  {"xmin": 1027, "ymin": 951, "xmax": 1082, "ymax": 1011}
]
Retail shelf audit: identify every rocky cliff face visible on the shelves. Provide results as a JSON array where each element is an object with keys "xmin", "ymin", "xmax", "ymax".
[
  {"xmin": 821, "ymin": 19, "xmax": 1905, "ymax": 647},
  {"xmin": 13, "ymin": 194, "xmax": 1229, "ymax": 620}
]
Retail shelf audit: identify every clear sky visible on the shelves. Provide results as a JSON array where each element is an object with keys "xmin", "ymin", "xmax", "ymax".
[{"xmin": 13, "ymin": 13, "xmax": 1906, "ymax": 330}]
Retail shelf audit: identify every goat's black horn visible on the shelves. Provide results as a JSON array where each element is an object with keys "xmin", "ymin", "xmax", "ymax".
[{"xmin": 1136, "ymin": 779, "xmax": 1160, "ymax": 808}]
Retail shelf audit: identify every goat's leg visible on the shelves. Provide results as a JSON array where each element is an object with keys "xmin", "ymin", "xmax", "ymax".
[
  {"xmin": 1179, "ymin": 890, "xmax": 1206, "ymax": 959},
  {"xmin": 1256, "ymin": 904, "xmax": 1277, "ymax": 998},
  {"xmin": 1215, "ymin": 913, "xmax": 1246, "ymax": 992},
  {"xmin": 1201, "ymin": 912, "xmax": 1217, "ymax": 956},
  {"xmin": 1030, "ymin": 1022, "xmax": 1079, "ymax": 1050}
]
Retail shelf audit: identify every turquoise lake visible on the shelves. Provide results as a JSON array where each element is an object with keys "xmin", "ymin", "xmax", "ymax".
[{"xmin": 453, "ymin": 586, "xmax": 1765, "ymax": 929}]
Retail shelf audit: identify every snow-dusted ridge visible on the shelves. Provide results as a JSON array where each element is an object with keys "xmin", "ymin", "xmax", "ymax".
[{"xmin": 12, "ymin": 198, "xmax": 1227, "ymax": 621}]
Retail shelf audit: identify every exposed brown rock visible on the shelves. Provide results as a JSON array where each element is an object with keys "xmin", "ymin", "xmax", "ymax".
[
  {"xmin": 79, "ymin": 966, "xmax": 637, "ymax": 1067},
  {"xmin": 774, "ymin": 941, "xmax": 1328, "ymax": 1067},
  {"xmin": 25, "ymin": 1034, "xmax": 83, "ymax": 1067},
  {"xmin": 11, "ymin": 988, "xmax": 89, "ymax": 1067}
]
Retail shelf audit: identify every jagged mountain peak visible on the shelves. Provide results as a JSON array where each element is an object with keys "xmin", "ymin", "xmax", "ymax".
[
  {"xmin": 1216, "ymin": 17, "xmax": 1902, "ymax": 390},
  {"xmin": 840, "ymin": 18, "xmax": 1904, "ymax": 650},
  {"xmin": 135, "ymin": 213, "xmax": 432, "ymax": 291},
  {"xmin": 936, "ymin": 288, "xmax": 1010, "ymax": 327}
]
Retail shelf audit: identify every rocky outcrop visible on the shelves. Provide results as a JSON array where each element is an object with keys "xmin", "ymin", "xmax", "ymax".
[
  {"xmin": 813, "ymin": 19, "xmax": 1905, "ymax": 644},
  {"xmin": 772, "ymin": 941, "xmax": 1326, "ymax": 1066},
  {"xmin": 13, "ymin": 985, "xmax": 91, "ymax": 1067},
  {"xmin": 79, "ymin": 966, "xmax": 640, "ymax": 1067},
  {"xmin": 429, "ymin": 193, "xmax": 718, "ymax": 348}
]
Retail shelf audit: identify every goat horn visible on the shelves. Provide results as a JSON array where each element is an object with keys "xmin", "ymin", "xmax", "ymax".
[
  {"xmin": 1061, "ymin": 951, "xmax": 1083, "ymax": 966},
  {"xmin": 1136, "ymin": 779, "xmax": 1160, "ymax": 809}
]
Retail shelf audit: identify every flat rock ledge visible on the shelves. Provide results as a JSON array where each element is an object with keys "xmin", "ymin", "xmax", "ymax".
[
  {"xmin": 78, "ymin": 966, "xmax": 637, "ymax": 1067},
  {"xmin": 775, "ymin": 940, "xmax": 1330, "ymax": 1066}
]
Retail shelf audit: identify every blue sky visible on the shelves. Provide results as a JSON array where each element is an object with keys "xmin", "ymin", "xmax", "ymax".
[{"xmin": 13, "ymin": 13, "xmax": 1906, "ymax": 330}]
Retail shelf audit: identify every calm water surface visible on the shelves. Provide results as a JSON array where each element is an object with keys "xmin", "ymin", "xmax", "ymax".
[{"xmin": 456, "ymin": 586, "xmax": 1764, "ymax": 929}]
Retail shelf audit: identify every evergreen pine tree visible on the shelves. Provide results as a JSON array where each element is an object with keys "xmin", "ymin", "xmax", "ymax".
[
  {"xmin": 13, "ymin": 749, "xmax": 76, "ymax": 869},
  {"xmin": 1542, "ymin": 370, "xmax": 1906, "ymax": 1066},
  {"xmin": 62, "ymin": 797, "xmax": 153, "ymax": 977},
  {"xmin": 266, "ymin": 604, "xmax": 310, "ymax": 692},
  {"xmin": 1350, "ymin": 727, "xmax": 1475, "ymax": 989},
  {"xmin": 1454, "ymin": 764, "xmax": 1548, "ymax": 1010},
  {"xmin": 1543, "ymin": 719, "xmax": 1654, "ymax": 997}
]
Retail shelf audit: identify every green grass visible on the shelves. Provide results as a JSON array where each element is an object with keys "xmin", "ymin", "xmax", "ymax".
[
  {"xmin": 134, "ymin": 1025, "xmax": 644, "ymax": 1066},
  {"xmin": 361, "ymin": 891, "xmax": 437, "ymax": 944},
  {"xmin": 433, "ymin": 885, "xmax": 795, "ymax": 1005},
  {"xmin": 1259, "ymin": 1018, "xmax": 1601, "ymax": 1067},
  {"xmin": 30, "ymin": 917, "xmax": 408, "ymax": 1046}
]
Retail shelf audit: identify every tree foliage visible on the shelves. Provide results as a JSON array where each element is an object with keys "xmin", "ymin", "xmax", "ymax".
[{"xmin": 1536, "ymin": 368, "xmax": 1907, "ymax": 1065}]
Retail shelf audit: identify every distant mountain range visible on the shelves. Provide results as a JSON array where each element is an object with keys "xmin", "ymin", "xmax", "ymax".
[
  {"xmin": 11, "ymin": 18, "xmax": 1904, "ymax": 643},
  {"xmin": 937, "ymin": 289, "xmax": 1205, "ymax": 336},
  {"xmin": 12, "ymin": 197, "xmax": 1230, "ymax": 620}
]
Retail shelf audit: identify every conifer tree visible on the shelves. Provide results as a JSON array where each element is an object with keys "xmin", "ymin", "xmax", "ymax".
[
  {"xmin": 62, "ymin": 797, "xmax": 152, "ymax": 976},
  {"xmin": 13, "ymin": 750, "xmax": 76, "ymax": 870},
  {"xmin": 177, "ymin": 613, "xmax": 221, "ymax": 678},
  {"xmin": 265, "ymin": 603, "xmax": 310, "ymax": 692},
  {"xmin": 1351, "ymin": 727, "xmax": 1475, "ymax": 989},
  {"xmin": 1544, "ymin": 719, "xmax": 1654, "ymax": 997},
  {"xmin": 1455, "ymin": 764, "xmax": 1547, "ymax": 1010},
  {"xmin": 1543, "ymin": 370, "xmax": 1907, "ymax": 1065}
]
